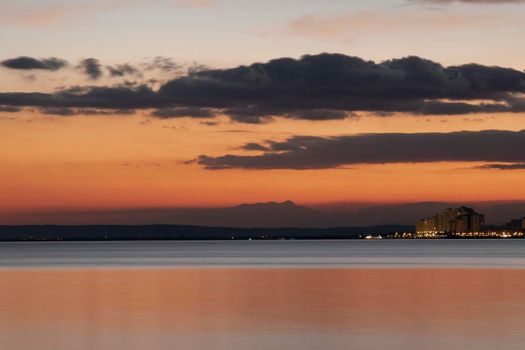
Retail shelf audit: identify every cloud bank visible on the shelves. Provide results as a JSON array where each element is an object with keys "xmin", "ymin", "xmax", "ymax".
[
  {"xmin": 193, "ymin": 130, "xmax": 525, "ymax": 170},
  {"xmin": 1, "ymin": 54, "xmax": 525, "ymax": 122}
]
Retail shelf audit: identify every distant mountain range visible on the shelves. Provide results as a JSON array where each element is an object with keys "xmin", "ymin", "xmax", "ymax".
[{"xmin": 4, "ymin": 200, "xmax": 525, "ymax": 227}]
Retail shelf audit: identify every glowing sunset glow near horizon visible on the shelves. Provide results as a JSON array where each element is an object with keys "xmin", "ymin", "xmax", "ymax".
[{"xmin": 2, "ymin": 0, "xmax": 525, "ymax": 222}]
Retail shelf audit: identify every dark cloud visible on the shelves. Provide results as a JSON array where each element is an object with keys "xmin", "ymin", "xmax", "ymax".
[
  {"xmin": 243, "ymin": 143, "xmax": 271, "ymax": 151},
  {"xmin": 38, "ymin": 107, "xmax": 135, "ymax": 116},
  {"xmin": 200, "ymin": 120, "xmax": 220, "ymax": 126},
  {"xmin": 143, "ymin": 57, "xmax": 183, "ymax": 73},
  {"xmin": 0, "ymin": 106, "xmax": 22, "ymax": 112},
  {"xmin": 224, "ymin": 108, "xmax": 272, "ymax": 124},
  {"xmin": 151, "ymin": 107, "xmax": 216, "ymax": 118},
  {"xmin": 39, "ymin": 107, "xmax": 77, "ymax": 116},
  {"xmin": 194, "ymin": 130, "xmax": 525, "ymax": 170},
  {"xmin": 80, "ymin": 57, "xmax": 179, "ymax": 80},
  {"xmin": 156, "ymin": 55, "xmax": 525, "ymax": 119},
  {"xmin": 1, "ymin": 56, "xmax": 68, "ymax": 71},
  {"xmin": 222, "ymin": 106, "xmax": 350, "ymax": 123},
  {"xmin": 77, "ymin": 108, "xmax": 136, "ymax": 115},
  {"xmin": 289, "ymin": 109, "xmax": 351, "ymax": 120},
  {"xmin": 0, "ymin": 85, "xmax": 157, "ymax": 109},
  {"xmin": 477, "ymin": 163, "xmax": 525, "ymax": 170},
  {"xmin": 107, "ymin": 63, "xmax": 142, "ymax": 77},
  {"xmin": 78, "ymin": 58, "xmax": 103, "ymax": 80},
  {"xmin": 187, "ymin": 63, "xmax": 210, "ymax": 75},
  {"xmin": 1, "ymin": 54, "xmax": 525, "ymax": 122}
]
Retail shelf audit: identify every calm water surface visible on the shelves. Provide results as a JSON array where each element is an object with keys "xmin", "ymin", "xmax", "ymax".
[{"xmin": 1, "ymin": 240, "xmax": 525, "ymax": 350}]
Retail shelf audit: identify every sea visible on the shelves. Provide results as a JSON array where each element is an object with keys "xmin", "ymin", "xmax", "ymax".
[{"xmin": 1, "ymin": 239, "xmax": 525, "ymax": 350}]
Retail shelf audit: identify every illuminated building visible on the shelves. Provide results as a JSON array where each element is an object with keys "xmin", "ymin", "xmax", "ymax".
[{"xmin": 416, "ymin": 207, "xmax": 485, "ymax": 236}]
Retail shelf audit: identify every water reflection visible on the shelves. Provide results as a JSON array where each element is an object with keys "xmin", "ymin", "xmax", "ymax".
[{"xmin": 1, "ymin": 268, "xmax": 525, "ymax": 350}]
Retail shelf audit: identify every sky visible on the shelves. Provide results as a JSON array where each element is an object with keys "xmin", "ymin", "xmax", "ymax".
[{"xmin": 1, "ymin": 0, "xmax": 525, "ymax": 220}]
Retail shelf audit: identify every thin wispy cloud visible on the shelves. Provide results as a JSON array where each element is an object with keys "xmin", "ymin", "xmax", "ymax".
[
  {"xmin": 0, "ymin": 0, "xmax": 215, "ymax": 28},
  {"xmin": 0, "ymin": 3, "xmax": 105, "ymax": 27},
  {"xmin": 477, "ymin": 163, "xmax": 525, "ymax": 170},
  {"xmin": 106, "ymin": 64, "xmax": 142, "ymax": 78},
  {"xmin": 277, "ymin": 11, "xmax": 512, "ymax": 45}
]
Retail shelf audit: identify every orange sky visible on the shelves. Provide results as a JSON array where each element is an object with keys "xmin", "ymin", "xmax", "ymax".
[
  {"xmin": 2, "ymin": 109, "xmax": 525, "ymax": 213},
  {"xmin": 2, "ymin": 0, "xmax": 525, "ymax": 219}
]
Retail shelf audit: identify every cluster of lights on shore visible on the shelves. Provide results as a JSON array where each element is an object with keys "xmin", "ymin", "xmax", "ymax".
[{"xmin": 364, "ymin": 231, "xmax": 525, "ymax": 240}]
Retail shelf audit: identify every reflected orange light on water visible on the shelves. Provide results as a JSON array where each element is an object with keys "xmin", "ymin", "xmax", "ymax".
[{"xmin": 1, "ymin": 268, "xmax": 525, "ymax": 350}]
